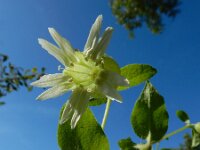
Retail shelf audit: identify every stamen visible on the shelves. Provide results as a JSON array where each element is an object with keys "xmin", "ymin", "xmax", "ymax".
[{"xmin": 58, "ymin": 65, "xmax": 64, "ymax": 71}]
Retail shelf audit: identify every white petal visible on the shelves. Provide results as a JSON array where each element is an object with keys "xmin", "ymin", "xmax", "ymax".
[
  {"xmin": 106, "ymin": 71, "xmax": 129, "ymax": 87},
  {"xmin": 84, "ymin": 15, "xmax": 102, "ymax": 52},
  {"xmin": 59, "ymin": 101, "xmax": 73, "ymax": 124},
  {"xmin": 69, "ymin": 88, "xmax": 90, "ymax": 128},
  {"xmin": 38, "ymin": 38, "xmax": 70, "ymax": 66},
  {"xmin": 95, "ymin": 27, "xmax": 113, "ymax": 59},
  {"xmin": 31, "ymin": 73, "xmax": 67, "ymax": 88},
  {"xmin": 98, "ymin": 82, "xmax": 122, "ymax": 103},
  {"xmin": 48, "ymin": 28, "xmax": 77, "ymax": 62},
  {"xmin": 36, "ymin": 83, "xmax": 73, "ymax": 100},
  {"xmin": 71, "ymin": 111, "xmax": 81, "ymax": 129}
]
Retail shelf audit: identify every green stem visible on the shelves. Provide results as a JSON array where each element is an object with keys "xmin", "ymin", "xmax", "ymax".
[
  {"xmin": 101, "ymin": 98, "xmax": 112, "ymax": 130},
  {"xmin": 159, "ymin": 124, "xmax": 193, "ymax": 142}
]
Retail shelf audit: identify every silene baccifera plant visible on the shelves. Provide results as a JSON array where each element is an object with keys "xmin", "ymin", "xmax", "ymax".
[{"xmin": 31, "ymin": 15, "xmax": 200, "ymax": 150}]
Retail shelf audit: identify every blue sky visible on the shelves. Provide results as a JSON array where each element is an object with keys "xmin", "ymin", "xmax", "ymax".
[{"xmin": 0, "ymin": 0, "xmax": 200, "ymax": 149}]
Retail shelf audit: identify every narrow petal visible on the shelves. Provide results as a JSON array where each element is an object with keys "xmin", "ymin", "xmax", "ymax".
[
  {"xmin": 71, "ymin": 111, "xmax": 81, "ymax": 129},
  {"xmin": 38, "ymin": 38, "xmax": 70, "ymax": 66},
  {"xmin": 48, "ymin": 28, "xmax": 77, "ymax": 62},
  {"xmin": 84, "ymin": 15, "xmax": 102, "ymax": 52},
  {"xmin": 94, "ymin": 27, "xmax": 113, "ymax": 59},
  {"xmin": 31, "ymin": 73, "xmax": 68, "ymax": 88},
  {"xmin": 65, "ymin": 88, "xmax": 90, "ymax": 128},
  {"xmin": 98, "ymin": 82, "xmax": 122, "ymax": 103},
  {"xmin": 36, "ymin": 83, "xmax": 73, "ymax": 100},
  {"xmin": 106, "ymin": 71, "xmax": 129, "ymax": 87},
  {"xmin": 59, "ymin": 101, "xmax": 73, "ymax": 124}
]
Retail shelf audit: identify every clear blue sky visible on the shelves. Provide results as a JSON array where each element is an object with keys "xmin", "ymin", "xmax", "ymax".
[{"xmin": 0, "ymin": 0, "xmax": 200, "ymax": 149}]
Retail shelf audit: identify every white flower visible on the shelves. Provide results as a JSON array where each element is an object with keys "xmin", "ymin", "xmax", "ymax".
[{"xmin": 31, "ymin": 15, "xmax": 129, "ymax": 129}]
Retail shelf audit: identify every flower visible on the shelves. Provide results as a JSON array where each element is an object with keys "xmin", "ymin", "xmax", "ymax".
[{"xmin": 31, "ymin": 15, "xmax": 129, "ymax": 129}]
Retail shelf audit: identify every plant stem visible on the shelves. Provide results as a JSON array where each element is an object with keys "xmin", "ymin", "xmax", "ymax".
[
  {"xmin": 159, "ymin": 124, "xmax": 193, "ymax": 142},
  {"xmin": 101, "ymin": 98, "xmax": 112, "ymax": 130},
  {"xmin": 155, "ymin": 142, "xmax": 160, "ymax": 150}
]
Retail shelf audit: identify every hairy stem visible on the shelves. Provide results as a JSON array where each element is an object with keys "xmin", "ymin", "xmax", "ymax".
[{"xmin": 101, "ymin": 98, "xmax": 112, "ymax": 130}]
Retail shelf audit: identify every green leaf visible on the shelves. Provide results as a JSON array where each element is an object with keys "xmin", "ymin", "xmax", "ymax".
[
  {"xmin": 58, "ymin": 106, "xmax": 109, "ymax": 150},
  {"xmin": 118, "ymin": 137, "xmax": 138, "ymax": 150},
  {"xmin": 176, "ymin": 110, "xmax": 190, "ymax": 124},
  {"xmin": 119, "ymin": 64, "xmax": 157, "ymax": 90},
  {"xmin": 192, "ymin": 129, "xmax": 200, "ymax": 149},
  {"xmin": 103, "ymin": 56, "xmax": 120, "ymax": 74},
  {"xmin": 131, "ymin": 81, "xmax": 168, "ymax": 142}
]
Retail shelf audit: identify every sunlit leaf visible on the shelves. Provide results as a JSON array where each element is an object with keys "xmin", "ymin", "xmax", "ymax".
[
  {"xmin": 58, "ymin": 106, "xmax": 109, "ymax": 150},
  {"xmin": 131, "ymin": 81, "xmax": 168, "ymax": 142},
  {"xmin": 119, "ymin": 64, "xmax": 157, "ymax": 90}
]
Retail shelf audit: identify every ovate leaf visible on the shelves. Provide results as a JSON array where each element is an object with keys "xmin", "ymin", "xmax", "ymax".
[
  {"xmin": 58, "ymin": 106, "xmax": 109, "ymax": 150},
  {"xmin": 118, "ymin": 137, "xmax": 138, "ymax": 150},
  {"xmin": 119, "ymin": 64, "xmax": 157, "ymax": 90},
  {"xmin": 131, "ymin": 81, "xmax": 168, "ymax": 142},
  {"xmin": 176, "ymin": 110, "xmax": 190, "ymax": 124}
]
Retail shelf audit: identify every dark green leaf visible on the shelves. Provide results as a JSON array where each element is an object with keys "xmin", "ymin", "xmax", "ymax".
[
  {"xmin": 119, "ymin": 64, "xmax": 157, "ymax": 90},
  {"xmin": 176, "ymin": 110, "xmax": 190, "ymax": 124},
  {"xmin": 131, "ymin": 81, "xmax": 168, "ymax": 142},
  {"xmin": 118, "ymin": 137, "xmax": 137, "ymax": 150},
  {"xmin": 58, "ymin": 106, "xmax": 109, "ymax": 150}
]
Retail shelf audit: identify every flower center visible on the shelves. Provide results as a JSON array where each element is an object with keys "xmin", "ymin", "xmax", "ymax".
[{"xmin": 63, "ymin": 52, "xmax": 103, "ymax": 92}]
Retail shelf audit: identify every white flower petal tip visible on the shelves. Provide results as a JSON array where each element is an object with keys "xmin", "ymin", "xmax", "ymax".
[
  {"xmin": 35, "ymin": 84, "xmax": 72, "ymax": 100},
  {"xmin": 113, "ymin": 98, "xmax": 123, "ymax": 103},
  {"xmin": 31, "ymin": 74, "xmax": 65, "ymax": 88},
  {"xmin": 48, "ymin": 27, "xmax": 55, "ymax": 33},
  {"xmin": 105, "ymin": 27, "xmax": 114, "ymax": 32},
  {"xmin": 96, "ymin": 15, "xmax": 103, "ymax": 22},
  {"xmin": 38, "ymin": 38, "xmax": 43, "ymax": 44}
]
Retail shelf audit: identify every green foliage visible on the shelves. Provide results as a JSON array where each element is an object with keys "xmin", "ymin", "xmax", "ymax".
[
  {"xmin": 103, "ymin": 56, "xmax": 121, "ymax": 74},
  {"xmin": 176, "ymin": 110, "xmax": 190, "ymax": 124},
  {"xmin": 58, "ymin": 106, "xmax": 109, "ymax": 150},
  {"xmin": 118, "ymin": 137, "xmax": 137, "ymax": 150},
  {"xmin": 119, "ymin": 64, "xmax": 157, "ymax": 90},
  {"xmin": 0, "ymin": 53, "xmax": 45, "ymax": 102},
  {"xmin": 110, "ymin": 0, "xmax": 180, "ymax": 37},
  {"xmin": 131, "ymin": 81, "xmax": 168, "ymax": 142}
]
